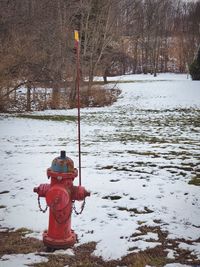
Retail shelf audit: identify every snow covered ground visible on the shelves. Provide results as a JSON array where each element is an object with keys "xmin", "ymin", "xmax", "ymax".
[{"xmin": 0, "ymin": 73, "xmax": 200, "ymax": 265}]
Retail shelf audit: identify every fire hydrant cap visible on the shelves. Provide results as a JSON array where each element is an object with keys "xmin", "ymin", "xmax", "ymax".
[{"xmin": 50, "ymin": 151, "xmax": 75, "ymax": 173}]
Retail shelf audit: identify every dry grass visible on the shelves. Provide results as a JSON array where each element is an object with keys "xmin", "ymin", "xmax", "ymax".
[
  {"xmin": 1, "ymin": 83, "xmax": 121, "ymax": 112},
  {"xmin": 0, "ymin": 226, "xmax": 200, "ymax": 267},
  {"xmin": 66, "ymin": 85, "xmax": 121, "ymax": 109},
  {"xmin": 0, "ymin": 228, "xmax": 44, "ymax": 256}
]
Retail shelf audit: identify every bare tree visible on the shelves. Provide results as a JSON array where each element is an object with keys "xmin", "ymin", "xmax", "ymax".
[{"xmin": 1, "ymin": 0, "xmax": 200, "ymax": 111}]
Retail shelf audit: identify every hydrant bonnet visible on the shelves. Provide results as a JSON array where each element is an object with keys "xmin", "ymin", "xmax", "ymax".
[{"xmin": 51, "ymin": 150, "xmax": 74, "ymax": 173}]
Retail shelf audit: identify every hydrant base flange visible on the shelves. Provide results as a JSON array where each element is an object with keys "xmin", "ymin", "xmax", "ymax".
[{"xmin": 43, "ymin": 230, "xmax": 77, "ymax": 249}]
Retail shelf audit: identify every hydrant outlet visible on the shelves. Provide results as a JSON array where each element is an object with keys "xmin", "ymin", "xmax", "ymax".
[
  {"xmin": 85, "ymin": 191, "xmax": 91, "ymax": 197},
  {"xmin": 33, "ymin": 187, "xmax": 38, "ymax": 193}
]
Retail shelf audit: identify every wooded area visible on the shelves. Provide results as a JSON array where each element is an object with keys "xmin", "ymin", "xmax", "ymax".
[{"xmin": 0, "ymin": 0, "xmax": 200, "ymax": 112}]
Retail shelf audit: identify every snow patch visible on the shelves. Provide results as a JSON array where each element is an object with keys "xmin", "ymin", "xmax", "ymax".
[
  {"xmin": 0, "ymin": 253, "xmax": 48, "ymax": 267},
  {"xmin": 165, "ymin": 249, "xmax": 176, "ymax": 259},
  {"xmin": 164, "ymin": 264, "xmax": 193, "ymax": 267}
]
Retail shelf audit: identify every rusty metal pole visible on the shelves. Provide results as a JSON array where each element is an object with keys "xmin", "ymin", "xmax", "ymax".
[{"xmin": 75, "ymin": 30, "xmax": 81, "ymax": 186}]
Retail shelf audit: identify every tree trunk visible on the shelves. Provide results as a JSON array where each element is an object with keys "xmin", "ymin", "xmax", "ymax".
[
  {"xmin": 87, "ymin": 70, "xmax": 93, "ymax": 97},
  {"xmin": 103, "ymin": 68, "xmax": 109, "ymax": 84},
  {"xmin": 51, "ymin": 84, "xmax": 60, "ymax": 109},
  {"xmin": 69, "ymin": 69, "xmax": 77, "ymax": 108},
  {"xmin": 26, "ymin": 84, "xmax": 31, "ymax": 111},
  {"xmin": 44, "ymin": 88, "xmax": 47, "ymax": 109}
]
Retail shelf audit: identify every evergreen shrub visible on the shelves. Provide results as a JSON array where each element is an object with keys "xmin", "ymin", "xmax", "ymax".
[{"xmin": 189, "ymin": 48, "xmax": 200, "ymax": 80}]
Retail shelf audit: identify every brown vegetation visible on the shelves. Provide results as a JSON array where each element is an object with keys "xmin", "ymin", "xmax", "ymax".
[
  {"xmin": 0, "ymin": 83, "xmax": 121, "ymax": 113},
  {"xmin": 0, "ymin": 0, "xmax": 199, "ymax": 112},
  {"xmin": 1, "ymin": 226, "xmax": 200, "ymax": 267}
]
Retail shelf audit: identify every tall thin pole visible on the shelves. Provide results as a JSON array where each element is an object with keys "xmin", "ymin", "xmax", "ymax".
[{"xmin": 75, "ymin": 30, "xmax": 81, "ymax": 186}]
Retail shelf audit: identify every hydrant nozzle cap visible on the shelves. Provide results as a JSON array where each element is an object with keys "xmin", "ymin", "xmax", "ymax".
[
  {"xmin": 33, "ymin": 187, "xmax": 38, "ymax": 193},
  {"xmin": 60, "ymin": 150, "xmax": 66, "ymax": 159}
]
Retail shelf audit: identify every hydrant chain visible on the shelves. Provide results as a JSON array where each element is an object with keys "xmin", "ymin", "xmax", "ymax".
[
  {"xmin": 72, "ymin": 199, "xmax": 86, "ymax": 215},
  {"xmin": 38, "ymin": 196, "xmax": 48, "ymax": 213}
]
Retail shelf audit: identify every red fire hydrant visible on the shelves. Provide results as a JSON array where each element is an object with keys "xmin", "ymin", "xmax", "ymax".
[{"xmin": 33, "ymin": 151, "xmax": 90, "ymax": 250}]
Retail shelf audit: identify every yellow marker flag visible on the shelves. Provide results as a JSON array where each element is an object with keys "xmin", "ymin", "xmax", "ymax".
[{"xmin": 74, "ymin": 30, "xmax": 79, "ymax": 42}]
